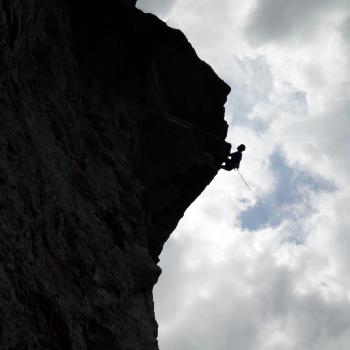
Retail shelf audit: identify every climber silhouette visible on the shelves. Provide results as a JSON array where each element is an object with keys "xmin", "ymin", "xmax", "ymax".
[{"xmin": 221, "ymin": 144, "xmax": 246, "ymax": 171}]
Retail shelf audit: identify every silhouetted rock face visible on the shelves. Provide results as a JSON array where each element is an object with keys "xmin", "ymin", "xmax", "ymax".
[{"xmin": 0, "ymin": 1, "xmax": 230, "ymax": 349}]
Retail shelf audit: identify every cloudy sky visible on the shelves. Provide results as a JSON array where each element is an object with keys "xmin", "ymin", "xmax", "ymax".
[{"xmin": 137, "ymin": 1, "xmax": 350, "ymax": 349}]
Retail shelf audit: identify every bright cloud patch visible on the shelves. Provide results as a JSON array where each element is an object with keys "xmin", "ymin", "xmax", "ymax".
[{"xmin": 137, "ymin": 0, "xmax": 178, "ymax": 18}]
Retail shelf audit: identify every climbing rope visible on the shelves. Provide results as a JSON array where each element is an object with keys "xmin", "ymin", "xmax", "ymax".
[{"xmin": 237, "ymin": 169, "xmax": 252, "ymax": 192}]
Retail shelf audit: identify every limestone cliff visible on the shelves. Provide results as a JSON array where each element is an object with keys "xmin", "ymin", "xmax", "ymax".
[{"xmin": 0, "ymin": 0, "xmax": 231, "ymax": 349}]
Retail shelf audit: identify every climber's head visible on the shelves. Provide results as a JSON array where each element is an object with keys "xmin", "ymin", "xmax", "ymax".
[{"xmin": 237, "ymin": 144, "xmax": 246, "ymax": 152}]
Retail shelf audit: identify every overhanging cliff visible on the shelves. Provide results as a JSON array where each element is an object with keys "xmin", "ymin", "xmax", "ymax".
[{"xmin": 0, "ymin": 1, "xmax": 231, "ymax": 349}]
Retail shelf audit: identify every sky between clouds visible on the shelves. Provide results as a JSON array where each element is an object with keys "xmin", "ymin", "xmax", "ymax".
[{"xmin": 137, "ymin": 1, "xmax": 350, "ymax": 349}]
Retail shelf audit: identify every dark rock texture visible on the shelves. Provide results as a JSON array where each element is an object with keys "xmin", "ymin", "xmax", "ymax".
[{"xmin": 0, "ymin": 0, "xmax": 231, "ymax": 349}]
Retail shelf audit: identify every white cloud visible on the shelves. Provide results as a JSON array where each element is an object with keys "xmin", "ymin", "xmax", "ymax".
[
  {"xmin": 137, "ymin": 0, "xmax": 178, "ymax": 18},
  {"xmin": 137, "ymin": 0, "xmax": 350, "ymax": 349}
]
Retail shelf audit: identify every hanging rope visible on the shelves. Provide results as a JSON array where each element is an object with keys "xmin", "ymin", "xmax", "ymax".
[{"xmin": 236, "ymin": 169, "xmax": 252, "ymax": 191}]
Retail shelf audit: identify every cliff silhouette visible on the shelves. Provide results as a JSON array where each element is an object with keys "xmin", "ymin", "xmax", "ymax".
[{"xmin": 0, "ymin": 1, "xmax": 231, "ymax": 349}]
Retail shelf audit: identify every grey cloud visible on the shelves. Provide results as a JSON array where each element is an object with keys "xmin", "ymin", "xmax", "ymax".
[
  {"xmin": 341, "ymin": 17, "xmax": 350, "ymax": 55},
  {"xmin": 283, "ymin": 295, "xmax": 350, "ymax": 350},
  {"xmin": 245, "ymin": 0, "xmax": 341, "ymax": 45},
  {"xmin": 342, "ymin": 17, "xmax": 350, "ymax": 42},
  {"xmin": 137, "ymin": 0, "xmax": 178, "ymax": 17}
]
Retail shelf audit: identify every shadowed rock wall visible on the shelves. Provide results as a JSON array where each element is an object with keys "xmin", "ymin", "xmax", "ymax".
[{"xmin": 0, "ymin": 0, "xmax": 230, "ymax": 349}]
